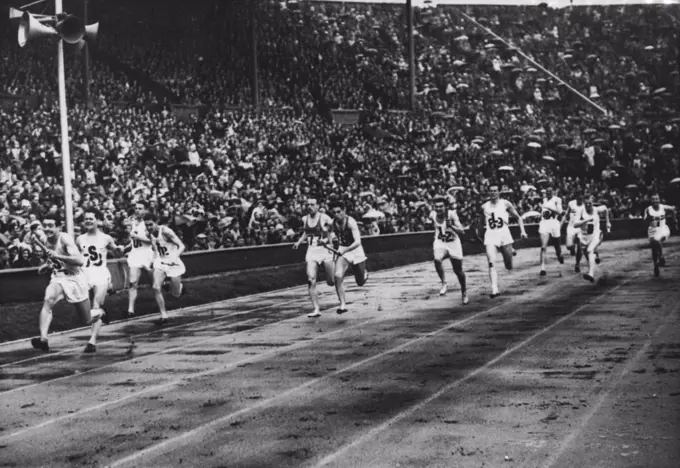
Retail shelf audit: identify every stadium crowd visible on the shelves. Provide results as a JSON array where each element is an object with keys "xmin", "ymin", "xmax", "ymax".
[{"xmin": 1, "ymin": 0, "xmax": 679, "ymax": 269}]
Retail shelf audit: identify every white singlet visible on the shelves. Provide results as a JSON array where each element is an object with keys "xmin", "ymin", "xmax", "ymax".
[
  {"xmin": 646, "ymin": 205, "xmax": 671, "ymax": 242},
  {"xmin": 151, "ymin": 226, "xmax": 186, "ymax": 278},
  {"xmin": 539, "ymin": 196, "xmax": 562, "ymax": 238},
  {"xmin": 576, "ymin": 207, "xmax": 603, "ymax": 253},
  {"xmin": 482, "ymin": 200, "xmax": 514, "ymax": 248},
  {"xmin": 565, "ymin": 199, "xmax": 584, "ymax": 246},
  {"xmin": 127, "ymin": 217, "xmax": 154, "ymax": 270},
  {"xmin": 47, "ymin": 232, "xmax": 89, "ymax": 303},
  {"xmin": 430, "ymin": 209, "xmax": 463, "ymax": 260},
  {"xmin": 303, "ymin": 213, "xmax": 333, "ymax": 264},
  {"xmin": 77, "ymin": 231, "xmax": 112, "ymax": 290}
]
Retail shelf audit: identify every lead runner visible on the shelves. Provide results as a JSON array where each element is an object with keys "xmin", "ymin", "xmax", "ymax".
[
  {"xmin": 29, "ymin": 215, "xmax": 104, "ymax": 352},
  {"xmin": 293, "ymin": 198, "xmax": 335, "ymax": 318},
  {"xmin": 328, "ymin": 201, "xmax": 369, "ymax": 315}
]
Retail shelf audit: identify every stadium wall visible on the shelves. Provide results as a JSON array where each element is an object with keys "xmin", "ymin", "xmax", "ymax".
[{"xmin": 0, "ymin": 219, "xmax": 648, "ymax": 305}]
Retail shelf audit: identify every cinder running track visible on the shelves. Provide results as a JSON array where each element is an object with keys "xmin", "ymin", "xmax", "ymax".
[{"xmin": 1, "ymin": 238, "xmax": 679, "ymax": 468}]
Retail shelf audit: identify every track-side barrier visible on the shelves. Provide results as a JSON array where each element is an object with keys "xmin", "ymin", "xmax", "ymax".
[{"xmin": 0, "ymin": 219, "xmax": 648, "ymax": 305}]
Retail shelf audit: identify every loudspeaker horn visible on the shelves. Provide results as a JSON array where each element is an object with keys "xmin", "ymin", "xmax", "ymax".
[
  {"xmin": 18, "ymin": 11, "xmax": 57, "ymax": 47},
  {"xmin": 10, "ymin": 7, "xmax": 53, "ymax": 21},
  {"xmin": 55, "ymin": 14, "xmax": 85, "ymax": 44},
  {"xmin": 73, "ymin": 22, "xmax": 99, "ymax": 52}
]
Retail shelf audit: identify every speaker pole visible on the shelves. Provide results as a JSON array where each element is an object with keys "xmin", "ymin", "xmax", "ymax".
[
  {"xmin": 55, "ymin": 0, "xmax": 75, "ymax": 238},
  {"xmin": 82, "ymin": 0, "xmax": 91, "ymax": 106},
  {"xmin": 250, "ymin": 0, "xmax": 259, "ymax": 109}
]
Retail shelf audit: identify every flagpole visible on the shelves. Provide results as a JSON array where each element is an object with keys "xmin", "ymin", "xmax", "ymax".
[{"xmin": 55, "ymin": 0, "xmax": 75, "ymax": 237}]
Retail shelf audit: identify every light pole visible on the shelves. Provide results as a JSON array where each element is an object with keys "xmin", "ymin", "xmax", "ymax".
[
  {"xmin": 55, "ymin": 0, "xmax": 75, "ymax": 237},
  {"xmin": 11, "ymin": 0, "xmax": 98, "ymax": 238}
]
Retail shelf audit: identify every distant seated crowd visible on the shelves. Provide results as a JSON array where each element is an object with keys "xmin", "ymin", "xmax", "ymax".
[{"xmin": 1, "ymin": 1, "xmax": 679, "ymax": 269}]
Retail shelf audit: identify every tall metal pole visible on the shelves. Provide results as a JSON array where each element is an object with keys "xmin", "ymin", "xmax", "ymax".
[
  {"xmin": 83, "ymin": 0, "xmax": 91, "ymax": 106},
  {"xmin": 55, "ymin": 0, "xmax": 74, "ymax": 237},
  {"xmin": 250, "ymin": 0, "xmax": 259, "ymax": 108},
  {"xmin": 406, "ymin": 0, "xmax": 415, "ymax": 111}
]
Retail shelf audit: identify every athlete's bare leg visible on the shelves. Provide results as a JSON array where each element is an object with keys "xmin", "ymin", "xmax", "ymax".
[
  {"xmin": 485, "ymin": 244, "xmax": 500, "ymax": 297},
  {"xmin": 450, "ymin": 258, "xmax": 468, "ymax": 304},
  {"xmin": 353, "ymin": 261, "xmax": 368, "ymax": 286},
  {"xmin": 323, "ymin": 259, "xmax": 335, "ymax": 287},
  {"xmin": 539, "ymin": 232, "xmax": 550, "ymax": 276},
  {"xmin": 85, "ymin": 285, "xmax": 108, "ymax": 350},
  {"xmin": 127, "ymin": 266, "xmax": 143, "ymax": 316},
  {"xmin": 334, "ymin": 257, "xmax": 351, "ymax": 313},
  {"xmin": 306, "ymin": 261, "xmax": 322, "ymax": 317},
  {"xmin": 650, "ymin": 239, "xmax": 663, "ymax": 276},
  {"xmin": 500, "ymin": 244, "xmax": 514, "ymax": 271},
  {"xmin": 583, "ymin": 238, "xmax": 602, "ymax": 282},
  {"xmin": 434, "ymin": 258, "xmax": 447, "ymax": 294},
  {"xmin": 575, "ymin": 240, "xmax": 583, "ymax": 272},
  {"xmin": 152, "ymin": 269, "xmax": 169, "ymax": 321}
]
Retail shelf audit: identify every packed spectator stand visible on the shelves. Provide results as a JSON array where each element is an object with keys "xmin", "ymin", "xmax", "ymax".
[{"xmin": 1, "ymin": 0, "xmax": 679, "ymax": 269}]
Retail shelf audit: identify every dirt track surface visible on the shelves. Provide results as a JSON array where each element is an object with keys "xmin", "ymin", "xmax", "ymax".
[{"xmin": 1, "ymin": 238, "xmax": 679, "ymax": 468}]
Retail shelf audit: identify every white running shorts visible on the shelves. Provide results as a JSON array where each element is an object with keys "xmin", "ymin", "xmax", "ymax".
[
  {"xmin": 85, "ymin": 267, "xmax": 112, "ymax": 291},
  {"xmin": 51, "ymin": 272, "xmax": 89, "ymax": 304},
  {"xmin": 539, "ymin": 219, "xmax": 561, "ymax": 238},
  {"xmin": 338, "ymin": 245, "xmax": 367, "ymax": 265},
  {"xmin": 153, "ymin": 257, "xmax": 186, "ymax": 278},
  {"xmin": 433, "ymin": 238, "xmax": 463, "ymax": 261},
  {"xmin": 648, "ymin": 225, "xmax": 670, "ymax": 243},
  {"xmin": 306, "ymin": 245, "xmax": 333, "ymax": 264},
  {"xmin": 484, "ymin": 227, "xmax": 514, "ymax": 249},
  {"xmin": 127, "ymin": 249, "xmax": 154, "ymax": 270}
]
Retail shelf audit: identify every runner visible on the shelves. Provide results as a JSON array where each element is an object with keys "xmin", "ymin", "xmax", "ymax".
[
  {"xmin": 538, "ymin": 186, "xmax": 564, "ymax": 276},
  {"xmin": 328, "ymin": 201, "xmax": 369, "ymax": 314},
  {"xmin": 76, "ymin": 209, "xmax": 123, "ymax": 353},
  {"xmin": 126, "ymin": 202, "xmax": 155, "ymax": 318},
  {"xmin": 479, "ymin": 185, "xmax": 528, "ymax": 298},
  {"xmin": 644, "ymin": 193, "xmax": 676, "ymax": 277},
  {"xmin": 292, "ymin": 198, "xmax": 335, "ymax": 318},
  {"xmin": 430, "ymin": 197, "xmax": 468, "ymax": 305},
  {"xmin": 573, "ymin": 195, "xmax": 610, "ymax": 283},
  {"xmin": 561, "ymin": 193, "xmax": 585, "ymax": 271},
  {"xmin": 29, "ymin": 215, "xmax": 104, "ymax": 352},
  {"xmin": 144, "ymin": 213, "xmax": 187, "ymax": 325}
]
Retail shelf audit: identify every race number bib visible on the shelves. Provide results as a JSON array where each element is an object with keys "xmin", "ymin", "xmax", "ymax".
[{"xmin": 488, "ymin": 213, "xmax": 505, "ymax": 229}]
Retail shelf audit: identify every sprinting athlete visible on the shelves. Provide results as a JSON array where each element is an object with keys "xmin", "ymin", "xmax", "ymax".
[
  {"xmin": 561, "ymin": 193, "xmax": 584, "ymax": 258},
  {"xmin": 538, "ymin": 186, "xmax": 564, "ymax": 276},
  {"xmin": 29, "ymin": 215, "xmax": 103, "ymax": 352},
  {"xmin": 479, "ymin": 185, "xmax": 527, "ymax": 298},
  {"xmin": 574, "ymin": 195, "xmax": 610, "ymax": 282},
  {"xmin": 644, "ymin": 193, "xmax": 676, "ymax": 277},
  {"xmin": 126, "ymin": 202, "xmax": 155, "ymax": 318},
  {"xmin": 76, "ymin": 209, "xmax": 123, "ymax": 353},
  {"xmin": 328, "ymin": 201, "xmax": 369, "ymax": 314},
  {"xmin": 573, "ymin": 200, "xmax": 610, "ymax": 272},
  {"xmin": 143, "ymin": 213, "xmax": 186, "ymax": 325},
  {"xmin": 293, "ymin": 198, "xmax": 335, "ymax": 318},
  {"xmin": 430, "ymin": 197, "xmax": 468, "ymax": 305}
]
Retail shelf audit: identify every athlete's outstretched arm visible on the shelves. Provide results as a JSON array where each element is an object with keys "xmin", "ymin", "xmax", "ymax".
[
  {"xmin": 53, "ymin": 235, "xmax": 86, "ymax": 266},
  {"xmin": 344, "ymin": 218, "xmax": 363, "ymax": 253},
  {"xmin": 507, "ymin": 202, "xmax": 528, "ymax": 238},
  {"xmin": 106, "ymin": 235, "xmax": 125, "ymax": 255},
  {"xmin": 163, "ymin": 228, "xmax": 186, "ymax": 257},
  {"xmin": 450, "ymin": 211, "xmax": 466, "ymax": 235}
]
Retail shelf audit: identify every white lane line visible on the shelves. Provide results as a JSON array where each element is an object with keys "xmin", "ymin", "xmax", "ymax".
[
  {"xmin": 539, "ymin": 300, "xmax": 677, "ymax": 468},
  {"xmin": 0, "ymin": 298, "xmax": 307, "ymax": 396},
  {"xmin": 106, "ymin": 267, "xmax": 584, "ymax": 468},
  {"xmin": 0, "ymin": 314, "xmax": 386, "ymax": 443},
  {"xmin": 0, "ymin": 282, "xmax": 307, "ymax": 348},
  {"xmin": 309, "ymin": 273, "xmax": 641, "ymax": 468},
  {"xmin": 0, "ymin": 296, "xmax": 305, "ymax": 370}
]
